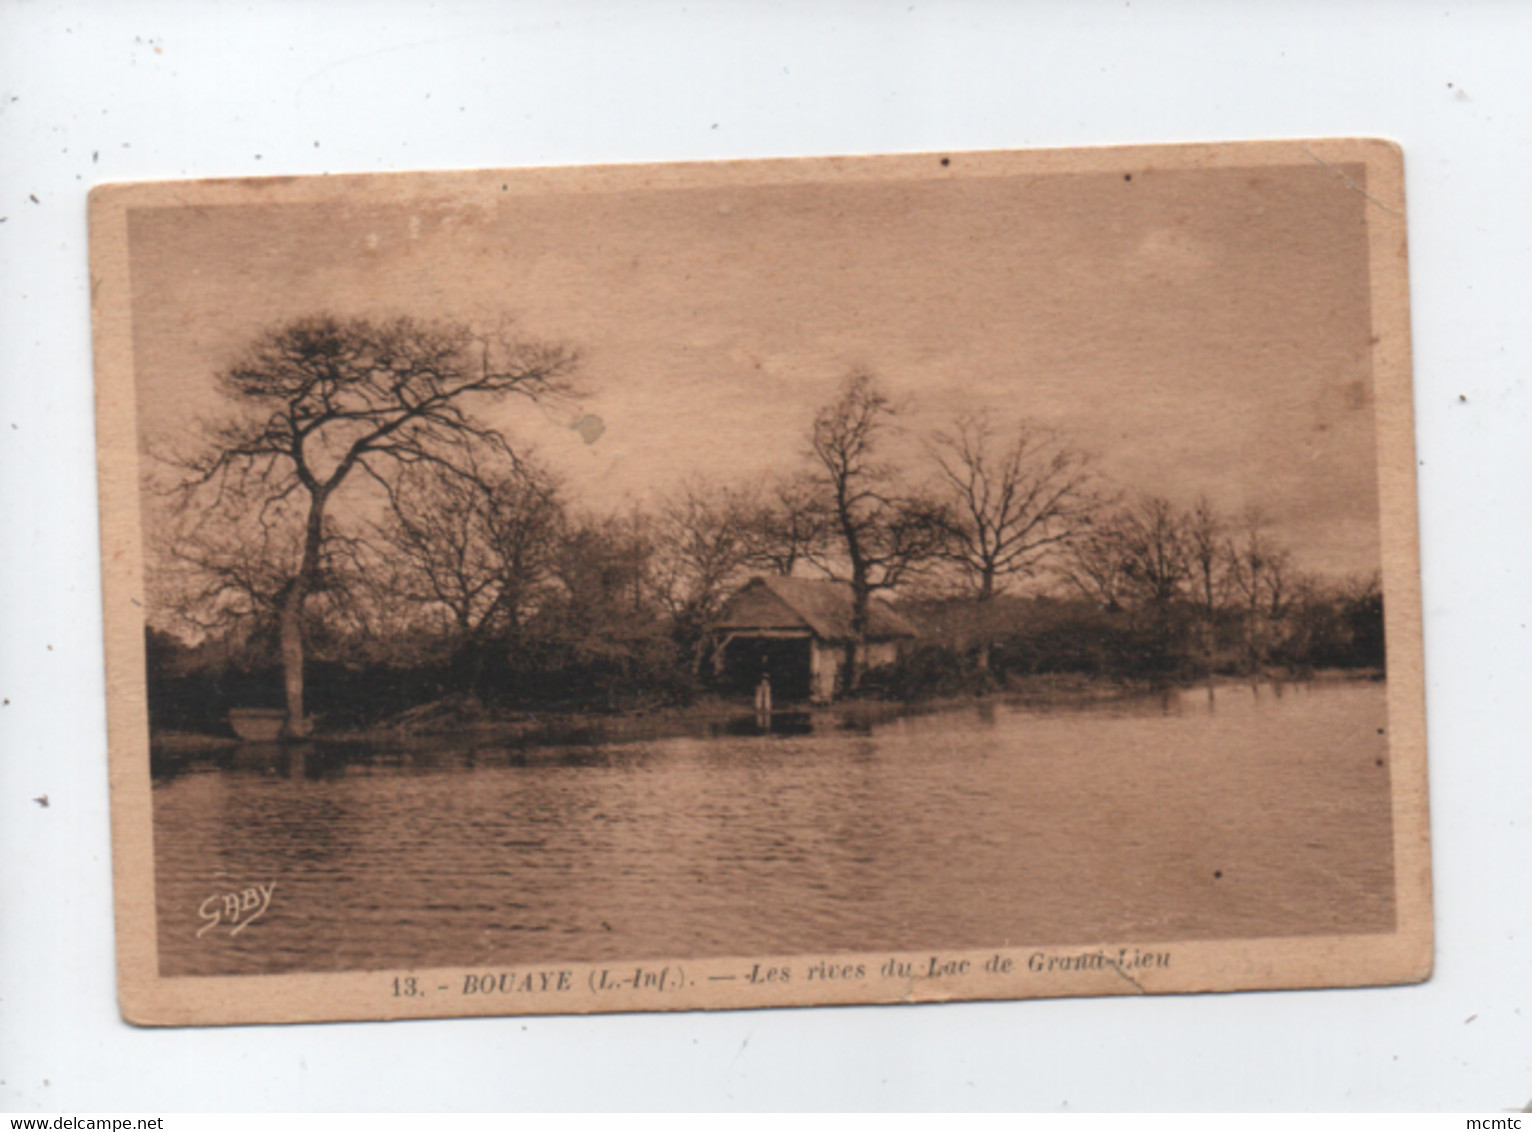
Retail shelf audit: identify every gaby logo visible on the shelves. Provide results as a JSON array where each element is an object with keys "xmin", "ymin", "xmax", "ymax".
[{"xmin": 196, "ymin": 882, "xmax": 276, "ymax": 938}]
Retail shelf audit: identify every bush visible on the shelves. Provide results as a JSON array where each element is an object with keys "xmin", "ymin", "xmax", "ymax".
[
  {"xmin": 486, "ymin": 633, "xmax": 699, "ymax": 712},
  {"xmin": 856, "ymin": 644, "xmax": 988, "ymax": 701},
  {"xmin": 988, "ymin": 601, "xmax": 1194, "ymax": 680}
]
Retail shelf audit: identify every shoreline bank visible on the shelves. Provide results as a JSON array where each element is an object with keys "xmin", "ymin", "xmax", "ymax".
[{"xmin": 148, "ymin": 667, "xmax": 1383, "ymax": 757}]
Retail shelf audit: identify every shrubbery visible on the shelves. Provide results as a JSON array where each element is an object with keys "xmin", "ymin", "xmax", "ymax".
[
  {"xmin": 147, "ymin": 577, "xmax": 1385, "ymax": 735},
  {"xmin": 882, "ymin": 588, "xmax": 1384, "ymax": 698},
  {"xmin": 147, "ymin": 625, "xmax": 701, "ymax": 737},
  {"xmin": 856, "ymin": 644, "xmax": 990, "ymax": 701}
]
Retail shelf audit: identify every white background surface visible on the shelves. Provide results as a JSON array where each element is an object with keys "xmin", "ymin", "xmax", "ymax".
[{"xmin": 1, "ymin": 0, "xmax": 1529, "ymax": 1113}]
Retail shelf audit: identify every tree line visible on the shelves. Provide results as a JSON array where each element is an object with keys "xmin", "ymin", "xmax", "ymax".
[{"xmin": 146, "ymin": 315, "xmax": 1383, "ymax": 736}]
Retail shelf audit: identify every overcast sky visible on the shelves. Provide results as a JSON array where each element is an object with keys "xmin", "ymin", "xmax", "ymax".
[{"xmin": 129, "ymin": 158, "xmax": 1381, "ymax": 579}]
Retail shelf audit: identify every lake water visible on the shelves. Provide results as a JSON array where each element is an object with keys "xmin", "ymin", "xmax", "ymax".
[{"xmin": 153, "ymin": 679, "xmax": 1395, "ymax": 976}]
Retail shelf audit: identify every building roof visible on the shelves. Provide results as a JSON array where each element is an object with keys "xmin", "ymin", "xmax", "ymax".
[{"xmin": 712, "ymin": 575, "xmax": 920, "ymax": 641}]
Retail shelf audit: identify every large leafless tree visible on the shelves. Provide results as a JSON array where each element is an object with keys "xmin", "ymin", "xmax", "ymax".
[
  {"xmin": 371, "ymin": 457, "xmax": 563, "ymax": 666},
  {"xmin": 807, "ymin": 368, "xmax": 946, "ymax": 688},
  {"xmin": 1118, "ymin": 496, "xmax": 1191, "ymax": 606},
  {"xmin": 924, "ymin": 413, "xmax": 1097, "ymax": 670},
  {"xmin": 1060, "ymin": 497, "xmax": 1189, "ymax": 611},
  {"xmin": 164, "ymin": 315, "xmax": 577, "ymax": 735},
  {"xmin": 1059, "ymin": 511, "xmax": 1134, "ymax": 610},
  {"xmin": 928, "ymin": 412, "xmax": 1097, "ymax": 596}
]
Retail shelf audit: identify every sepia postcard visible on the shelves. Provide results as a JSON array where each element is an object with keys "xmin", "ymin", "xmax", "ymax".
[{"xmin": 89, "ymin": 139, "xmax": 1430, "ymax": 1026}]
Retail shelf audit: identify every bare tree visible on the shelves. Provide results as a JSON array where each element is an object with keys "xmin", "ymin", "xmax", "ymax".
[
  {"xmin": 153, "ymin": 470, "xmax": 371, "ymax": 653},
  {"xmin": 373, "ymin": 468, "xmax": 502, "ymax": 642},
  {"xmin": 1059, "ymin": 511, "xmax": 1134, "ymax": 610},
  {"xmin": 1118, "ymin": 496, "xmax": 1190, "ymax": 606},
  {"xmin": 1060, "ymin": 496, "xmax": 1191, "ymax": 611},
  {"xmin": 928, "ymin": 413, "xmax": 1096, "ymax": 601},
  {"xmin": 1225, "ymin": 509, "xmax": 1293, "ymax": 670},
  {"xmin": 154, "ymin": 476, "xmax": 299, "ymax": 639},
  {"xmin": 163, "ymin": 314, "xmax": 577, "ymax": 735},
  {"xmin": 926, "ymin": 412, "xmax": 1097, "ymax": 669},
  {"xmin": 651, "ymin": 479, "xmax": 757, "ymax": 665},
  {"xmin": 741, "ymin": 475, "xmax": 831, "ymax": 577},
  {"xmin": 1184, "ymin": 496, "xmax": 1224, "ymax": 619},
  {"xmin": 371, "ymin": 457, "xmax": 563, "ymax": 679},
  {"xmin": 806, "ymin": 368, "xmax": 946, "ymax": 688},
  {"xmin": 481, "ymin": 466, "xmax": 566, "ymax": 650},
  {"xmin": 1179, "ymin": 495, "xmax": 1226, "ymax": 667}
]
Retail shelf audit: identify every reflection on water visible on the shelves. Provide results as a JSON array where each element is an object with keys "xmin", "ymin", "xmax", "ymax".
[{"xmin": 153, "ymin": 680, "xmax": 1396, "ymax": 976}]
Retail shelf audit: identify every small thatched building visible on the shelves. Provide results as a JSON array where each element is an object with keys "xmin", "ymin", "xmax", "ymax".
[{"xmin": 709, "ymin": 575, "xmax": 919, "ymax": 703}]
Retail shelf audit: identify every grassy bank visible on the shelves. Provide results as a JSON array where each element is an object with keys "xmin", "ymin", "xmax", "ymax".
[{"xmin": 149, "ymin": 666, "xmax": 1382, "ymax": 755}]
